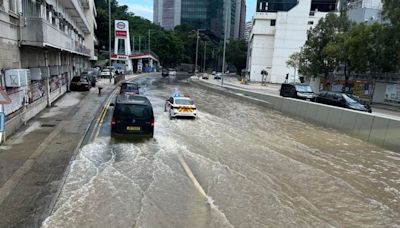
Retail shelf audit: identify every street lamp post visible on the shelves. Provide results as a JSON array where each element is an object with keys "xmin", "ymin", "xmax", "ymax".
[
  {"xmin": 221, "ymin": 4, "xmax": 230, "ymax": 85},
  {"xmin": 203, "ymin": 41, "xmax": 207, "ymax": 73},
  {"xmin": 108, "ymin": 0, "xmax": 112, "ymax": 83},
  {"xmin": 195, "ymin": 29, "xmax": 200, "ymax": 76}
]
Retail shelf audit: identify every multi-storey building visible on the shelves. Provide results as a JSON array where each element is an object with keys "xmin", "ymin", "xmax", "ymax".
[
  {"xmin": 244, "ymin": 21, "xmax": 252, "ymax": 42},
  {"xmin": 247, "ymin": 0, "xmax": 338, "ymax": 83},
  {"xmin": 153, "ymin": 0, "xmax": 246, "ymax": 41},
  {"xmin": 346, "ymin": 0, "xmax": 382, "ymax": 23},
  {"xmin": 0, "ymin": 0, "xmax": 96, "ymax": 139}
]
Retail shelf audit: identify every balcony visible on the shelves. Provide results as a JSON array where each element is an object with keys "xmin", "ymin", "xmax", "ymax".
[
  {"xmin": 21, "ymin": 18, "xmax": 91, "ymax": 56},
  {"xmin": 59, "ymin": 0, "xmax": 90, "ymax": 34}
]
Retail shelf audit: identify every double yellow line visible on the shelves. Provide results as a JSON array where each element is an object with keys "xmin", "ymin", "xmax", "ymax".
[{"xmin": 92, "ymin": 89, "xmax": 119, "ymax": 141}]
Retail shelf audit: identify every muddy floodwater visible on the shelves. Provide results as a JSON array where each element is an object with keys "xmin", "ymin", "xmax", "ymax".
[{"xmin": 43, "ymin": 76, "xmax": 400, "ymax": 228}]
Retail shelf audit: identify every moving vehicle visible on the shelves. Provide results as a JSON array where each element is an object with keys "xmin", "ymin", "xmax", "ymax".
[
  {"xmin": 100, "ymin": 69, "xmax": 114, "ymax": 78},
  {"xmin": 162, "ymin": 69, "xmax": 169, "ymax": 77},
  {"xmin": 280, "ymin": 83, "xmax": 317, "ymax": 101},
  {"xmin": 165, "ymin": 94, "xmax": 197, "ymax": 119},
  {"xmin": 214, "ymin": 72, "xmax": 222, "ymax": 80},
  {"xmin": 111, "ymin": 95, "xmax": 155, "ymax": 138},
  {"xmin": 120, "ymin": 82, "xmax": 140, "ymax": 95},
  {"xmin": 316, "ymin": 91, "xmax": 371, "ymax": 113},
  {"xmin": 70, "ymin": 76, "xmax": 92, "ymax": 91},
  {"xmin": 202, "ymin": 73, "xmax": 209, "ymax": 80}
]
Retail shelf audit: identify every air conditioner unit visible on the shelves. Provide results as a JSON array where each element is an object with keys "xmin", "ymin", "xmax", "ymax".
[
  {"xmin": 30, "ymin": 68, "xmax": 42, "ymax": 80},
  {"xmin": 5, "ymin": 69, "xmax": 30, "ymax": 87}
]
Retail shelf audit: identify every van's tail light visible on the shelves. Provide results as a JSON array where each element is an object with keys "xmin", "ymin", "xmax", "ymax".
[
  {"xmin": 112, "ymin": 117, "xmax": 117, "ymax": 126},
  {"xmin": 150, "ymin": 118, "xmax": 155, "ymax": 127}
]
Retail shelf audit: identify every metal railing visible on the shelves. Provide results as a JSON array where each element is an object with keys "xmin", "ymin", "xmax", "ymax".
[{"xmin": 21, "ymin": 17, "xmax": 91, "ymax": 56}]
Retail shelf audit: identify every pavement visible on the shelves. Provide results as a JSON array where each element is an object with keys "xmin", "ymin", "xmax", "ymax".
[
  {"xmin": 199, "ymin": 75, "xmax": 400, "ymax": 120},
  {"xmin": 0, "ymin": 75, "xmax": 139, "ymax": 227}
]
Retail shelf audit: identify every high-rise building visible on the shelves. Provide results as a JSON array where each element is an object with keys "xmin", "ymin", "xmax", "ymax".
[
  {"xmin": 247, "ymin": 0, "xmax": 338, "ymax": 83},
  {"xmin": 346, "ymin": 0, "xmax": 382, "ymax": 23},
  {"xmin": 244, "ymin": 21, "xmax": 252, "ymax": 42},
  {"xmin": 153, "ymin": 0, "xmax": 246, "ymax": 40}
]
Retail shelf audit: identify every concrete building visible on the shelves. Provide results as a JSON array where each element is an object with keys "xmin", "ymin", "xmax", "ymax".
[
  {"xmin": 244, "ymin": 21, "xmax": 252, "ymax": 42},
  {"xmin": 247, "ymin": 0, "xmax": 338, "ymax": 83},
  {"xmin": 153, "ymin": 0, "xmax": 246, "ymax": 41},
  {"xmin": 0, "ymin": 0, "xmax": 97, "ymax": 140},
  {"xmin": 347, "ymin": 0, "xmax": 382, "ymax": 23}
]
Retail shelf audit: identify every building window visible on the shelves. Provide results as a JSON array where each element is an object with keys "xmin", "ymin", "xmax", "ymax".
[
  {"xmin": 308, "ymin": 21, "xmax": 314, "ymax": 25},
  {"xmin": 9, "ymin": 0, "xmax": 16, "ymax": 12},
  {"xmin": 270, "ymin": 20, "xmax": 276, "ymax": 26},
  {"xmin": 0, "ymin": 0, "xmax": 4, "ymax": 9}
]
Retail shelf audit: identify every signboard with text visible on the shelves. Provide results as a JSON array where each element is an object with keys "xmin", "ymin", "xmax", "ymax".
[{"xmin": 115, "ymin": 20, "xmax": 128, "ymax": 37}]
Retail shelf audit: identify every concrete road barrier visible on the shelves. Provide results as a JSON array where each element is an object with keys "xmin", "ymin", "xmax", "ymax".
[{"xmin": 194, "ymin": 80, "xmax": 400, "ymax": 152}]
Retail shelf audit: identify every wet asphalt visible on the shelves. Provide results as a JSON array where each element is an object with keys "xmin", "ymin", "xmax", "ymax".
[{"xmin": 42, "ymin": 74, "xmax": 400, "ymax": 228}]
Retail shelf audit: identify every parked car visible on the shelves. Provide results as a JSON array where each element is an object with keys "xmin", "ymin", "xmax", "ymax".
[
  {"xmin": 346, "ymin": 94, "xmax": 372, "ymax": 113},
  {"xmin": 316, "ymin": 91, "xmax": 371, "ymax": 113},
  {"xmin": 169, "ymin": 69, "xmax": 177, "ymax": 76},
  {"xmin": 111, "ymin": 95, "xmax": 154, "ymax": 138},
  {"xmin": 162, "ymin": 69, "xmax": 169, "ymax": 77},
  {"xmin": 120, "ymin": 82, "xmax": 140, "ymax": 95},
  {"xmin": 280, "ymin": 83, "xmax": 317, "ymax": 101},
  {"xmin": 100, "ymin": 69, "xmax": 114, "ymax": 78},
  {"xmin": 70, "ymin": 76, "xmax": 92, "ymax": 91},
  {"xmin": 212, "ymin": 71, "xmax": 216, "ymax": 75},
  {"xmin": 214, "ymin": 72, "xmax": 222, "ymax": 80},
  {"xmin": 81, "ymin": 70, "xmax": 96, "ymax": 87},
  {"xmin": 202, "ymin": 73, "xmax": 209, "ymax": 80}
]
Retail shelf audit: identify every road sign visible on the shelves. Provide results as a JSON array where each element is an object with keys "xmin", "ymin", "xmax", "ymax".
[
  {"xmin": 0, "ymin": 87, "xmax": 11, "ymax": 104},
  {"xmin": 0, "ymin": 112, "xmax": 5, "ymax": 132}
]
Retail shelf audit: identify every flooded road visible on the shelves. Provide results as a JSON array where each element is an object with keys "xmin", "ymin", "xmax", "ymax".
[{"xmin": 43, "ymin": 75, "xmax": 400, "ymax": 228}]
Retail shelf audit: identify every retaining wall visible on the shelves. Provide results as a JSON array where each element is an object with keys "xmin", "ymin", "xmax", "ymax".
[{"xmin": 194, "ymin": 80, "xmax": 400, "ymax": 152}]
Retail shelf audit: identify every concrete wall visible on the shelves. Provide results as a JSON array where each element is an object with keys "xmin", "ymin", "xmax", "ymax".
[
  {"xmin": 4, "ymin": 85, "xmax": 67, "ymax": 140},
  {"xmin": 195, "ymin": 81, "xmax": 400, "ymax": 152}
]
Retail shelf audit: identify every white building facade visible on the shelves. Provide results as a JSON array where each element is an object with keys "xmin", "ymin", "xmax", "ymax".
[
  {"xmin": 247, "ymin": 0, "xmax": 338, "ymax": 83},
  {"xmin": 347, "ymin": 0, "xmax": 382, "ymax": 24}
]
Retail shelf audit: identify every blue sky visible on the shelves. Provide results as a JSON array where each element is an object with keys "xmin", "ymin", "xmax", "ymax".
[{"xmin": 118, "ymin": 0, "xmax": 256, "ymax": 22}]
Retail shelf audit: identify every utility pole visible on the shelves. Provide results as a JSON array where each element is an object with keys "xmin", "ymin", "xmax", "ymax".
[
  {"xmin": 148, "ymin": 30, "xmax": 151, "ymax": 52},
  {"xmin": 108, "ymin": 0, "xmax": 112, "ymax": 83},
  {"xmin": 203, "ymin": 41, "xmax": 207, "ymax": 73},
  {"xmin": 195, "ymin": 29, "xmax": 200, "ymax": 75},
  {"xmin": 222, "ymin": 3, "xmax": 229, "ymax": 85},
  {"xmin": 132, "ymin": 36, "xmax": 135, "ymax": 53},
  {"xmin": 139, "ymin": 36, "xmax": 141, "ymax": 53}
]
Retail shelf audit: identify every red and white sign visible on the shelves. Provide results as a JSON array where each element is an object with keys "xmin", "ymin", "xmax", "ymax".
[{"xmin": 115, "ymin": 20, "xmax": 129, "ymax": 37}]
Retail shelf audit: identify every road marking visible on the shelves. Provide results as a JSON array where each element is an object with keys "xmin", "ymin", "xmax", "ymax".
[
  {"xmin": 92, "ymin": 89, "xmax": 118, "ymax": 141},
  {"xmin": 176, "ymin": 152, "xmax": 208, "ymax": 199}
]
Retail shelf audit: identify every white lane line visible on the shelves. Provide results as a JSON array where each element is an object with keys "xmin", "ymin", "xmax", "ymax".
[{"xmin": 176, "ymin": 152, "xmax": 208, "ymax": 199}]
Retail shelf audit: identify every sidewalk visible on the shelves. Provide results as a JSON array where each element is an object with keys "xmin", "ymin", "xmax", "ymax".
[{"xmin": 0, "ymin": 77, "xmax": 128, "ymax": 227}]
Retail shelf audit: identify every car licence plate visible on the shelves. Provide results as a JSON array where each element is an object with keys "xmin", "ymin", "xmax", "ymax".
[{"xmin": 127, "ymin": 126, "xmax": 140, "ymax": 131}]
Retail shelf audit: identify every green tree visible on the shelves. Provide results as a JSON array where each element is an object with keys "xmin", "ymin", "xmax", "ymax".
[
  {"xmin": 226, "ymin": 40, "xmax": 247, "ymax": 75},
  {"xmin": 299, "ymin": 13, "xmax": 350, "ymax": 78}
]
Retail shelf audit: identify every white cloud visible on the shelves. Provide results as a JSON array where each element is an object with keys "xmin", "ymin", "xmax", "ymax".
[{"xmin": 123, "ymin": 3, "xmax": 153, "ymax": 21}]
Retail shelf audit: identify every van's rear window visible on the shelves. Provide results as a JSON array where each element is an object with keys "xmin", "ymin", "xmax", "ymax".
[{"xmin": 115, "ymin": 104, "xmax": 151, "ymax": 118}]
